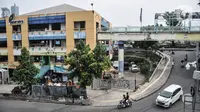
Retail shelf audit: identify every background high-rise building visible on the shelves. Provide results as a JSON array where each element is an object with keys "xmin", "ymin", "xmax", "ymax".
[{"xmin": 11, "ymin": 3, "xmax": 19, "ymax": 16}]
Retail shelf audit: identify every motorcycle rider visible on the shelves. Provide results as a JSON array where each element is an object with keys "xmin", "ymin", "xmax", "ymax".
[
  {"xmin": 172, "ymin": 59, "xmax": 175, "ymax": 66},
  {"xmin": 121, "ymin": 94, "xmax": 126, "ymax": 106},
  {"xmin": 185, "ymin": 54, "xmax": 188, "ymax": 61},
  {"xmin": 181, "ymin": 60, "xmax": 184, "ymax": 67},
  {"xmin": 125, "ymin": 92, "xmax": 130, "ymax": 105}
]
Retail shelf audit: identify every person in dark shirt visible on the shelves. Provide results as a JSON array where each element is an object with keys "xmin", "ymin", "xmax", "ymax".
[{"xmin": 126, "ymin": 92, "xmax": 129, "ymax": 100}]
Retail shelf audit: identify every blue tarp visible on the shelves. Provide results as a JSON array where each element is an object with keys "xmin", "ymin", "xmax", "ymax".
[
  {"xmin": 54, "ymin": 66, "xmax": 73, "ymax": 74},
  {"xmin": 34, "ymin": 66, "xmax": 50, "ymax": 78}
]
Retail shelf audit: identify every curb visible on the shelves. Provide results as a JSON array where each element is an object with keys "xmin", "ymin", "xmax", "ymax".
[
  {"xmin": 93, "ymin": 105, "xmax": 117, "ymax": 107},
  {"xmin": 133, "ymin": 53, "xmax": 172, "ymax": 102}
]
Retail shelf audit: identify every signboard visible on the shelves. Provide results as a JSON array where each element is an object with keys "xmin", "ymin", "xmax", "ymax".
[
  {"xmin": 9, "ymin": 14, "xmax": 24, "ymax": 25},
  {"xmin": 10, "ymin": 20, "xmax": 24, "ymax": 25},
  {"xmin": 74, "ymin": 31, "xmax": 86, "ymax": 39},
  {"xmin": 193, "ymin": 70, "xmax": 200, "ymax": 80}
]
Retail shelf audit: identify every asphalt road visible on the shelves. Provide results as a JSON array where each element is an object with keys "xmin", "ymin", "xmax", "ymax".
[{"xmin": 0, "ymin": 51, "xmax": 197, "ymax": 112}]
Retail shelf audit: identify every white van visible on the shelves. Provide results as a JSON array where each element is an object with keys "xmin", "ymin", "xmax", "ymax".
[{"xmin": 156, "ymin": 84, "xmax": 183, "ymax": 108}]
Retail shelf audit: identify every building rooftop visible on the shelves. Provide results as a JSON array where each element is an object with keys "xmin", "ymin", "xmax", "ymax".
[{"xmin": 22, "ymin": 4, "xmax": 86, "ymax": 16}]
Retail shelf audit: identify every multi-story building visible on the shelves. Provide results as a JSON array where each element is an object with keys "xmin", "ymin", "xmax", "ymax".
[{"xmin": 0, "ymin": 4, "xmax": 111, "ymax": 69}]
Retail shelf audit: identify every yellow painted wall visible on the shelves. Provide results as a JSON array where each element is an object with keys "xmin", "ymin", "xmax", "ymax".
[
  {"xmin": 5, "ymin": 15, "xmax": 29, "ymax": 64},
  {"xmin": 15, "ymin": 16, "xmax": 29, "ymax": 48},
  {"xmin": 5, "ymin": 17, "xmax": 14, "ymax": 64},
  {"xmin": 66, "ymin": 11, "xmax": 96, "ymax": 54}
]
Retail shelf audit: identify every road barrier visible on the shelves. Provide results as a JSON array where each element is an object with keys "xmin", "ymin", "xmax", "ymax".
[{"xmin": 160, "ymin": 48, "xmax": 196, "ymax": 51}]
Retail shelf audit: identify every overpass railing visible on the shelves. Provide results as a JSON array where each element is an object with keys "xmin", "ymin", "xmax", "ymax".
[{"xmin": 99, "ymin": 26, "xmax": 200, "ymax": 33}]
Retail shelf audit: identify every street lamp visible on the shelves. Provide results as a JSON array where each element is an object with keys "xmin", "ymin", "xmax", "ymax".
[{"xmin": 91, "ymin": 3, "xmax": 94, "ymax": 10}]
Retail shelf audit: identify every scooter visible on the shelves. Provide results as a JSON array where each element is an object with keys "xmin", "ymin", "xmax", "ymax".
[
  {"xmin": 117, "ymin": 99, "xmax": 132, "ymax": 109},
  {"xmin": 172, "ymin": 62, "xmax": 174, "ymax": 68},
  {"xmin": 184, "ymin": 57, "xmax": 188, "ymax": 61}
]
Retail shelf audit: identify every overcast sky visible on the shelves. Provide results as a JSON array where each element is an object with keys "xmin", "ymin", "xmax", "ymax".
[{"xmin": 0, "ymin": 0, "xmax": 199, "ymax": 26}]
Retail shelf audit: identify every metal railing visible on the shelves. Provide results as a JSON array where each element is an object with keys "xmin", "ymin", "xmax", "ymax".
[{"xmin": 99, "ymin": 26, "xmax": 200, "ymax": 33}]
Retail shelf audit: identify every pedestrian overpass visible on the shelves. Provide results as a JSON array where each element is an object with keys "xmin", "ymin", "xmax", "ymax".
[
  {"xmin": 98, "ymin": 26, "xmax": 200, "ymax": 78},
  {"xmin": 98, "ymin": 26, "xmax": 200, "ymax": 41}
]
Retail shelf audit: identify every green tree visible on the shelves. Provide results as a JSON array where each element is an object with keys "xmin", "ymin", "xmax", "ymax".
[
  {"xmin": 12, "ymin": 47, "xmax": 39, "ymax": 93},
  {"xmin": 91, "ymin": 44, "xmax": 111, "ymax": 79},
  {"xmin": 65, "ymin": 40, "xmax": 111, "ymax": 89},
  {"xmin": 163, "ymin": 9, "xmax": 189, "ymax": 27},
  {"xmin": 133, "ymin": 41, "xmax": 158, "ymax": 58}
]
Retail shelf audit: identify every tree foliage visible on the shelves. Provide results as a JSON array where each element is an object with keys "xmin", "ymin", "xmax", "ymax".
[
  {"xmin": 133, "ymin": 41, "xmax": 158, "ymax": 58},
  {"xmin": 65, "ymin": 40, "xmax": 111, "ymax": 88},
  {"xmin": 12, "ymin": 47, "xmax": 39, "ymax": 88},
  {"xmin": 163, "ymin": 9, "xmax": 189, "ymax": 27}
]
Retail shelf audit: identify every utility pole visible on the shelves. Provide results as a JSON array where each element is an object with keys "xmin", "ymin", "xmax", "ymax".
[{"xmin": 192, "ymin": 42, "xmax": 199, "ymax": 112}]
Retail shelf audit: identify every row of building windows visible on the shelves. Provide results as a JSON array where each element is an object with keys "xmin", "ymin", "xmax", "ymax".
[
  {"xmin": 0, "ymin": 21, "xmax": 87, "ymax": 34},
  {"xmin": 0, "ymin": 39, "xmax": 85, "ymax": 48},
  {"xmin": 0, "ymin": 56, "xmax": 65, "ymax": 63}
]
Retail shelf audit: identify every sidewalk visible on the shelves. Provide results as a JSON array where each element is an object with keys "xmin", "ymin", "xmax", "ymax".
[
  {"xmin": 0, "ymin": 85, "xmax": 17, "ymax": 94},
  {"xmin": 89, "ymin": 52, "xmax": 172, "ymax": 107}
]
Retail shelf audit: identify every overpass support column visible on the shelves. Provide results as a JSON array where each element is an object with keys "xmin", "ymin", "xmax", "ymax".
[
  {"xmin": 118, "ymin": 41, "xmax": 124, "ymax": 78},
  {"xmin": 109, "ymin": 40, "xmax": 113, "ymax": 59}
]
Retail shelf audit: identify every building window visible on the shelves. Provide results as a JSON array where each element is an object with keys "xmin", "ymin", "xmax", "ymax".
[
  {"xmin": 32, "ymin": 56, "xmax": 42, "ymax": 62},
  {"xmin": 52, "ymin": 40, "xmax": 61, "ymax": 47},
  {"xmin": 12, "ymin": 25, "xmax": 21, "ymax": 33},
  {"xmin": 96, "ymin": 22, "xmax": 99, "ymax": 31},
  {"xmin": 0, "ymin": 56, "xmax": 8, "ymax": 62},
  {"xmin": 14, "ymin": 56, "xmax": 20, "ymax": 61},
  {"xmin": 29, "ymin": 40, "xmax": 49, "ymax": 47},
  {"xmin": 52, "ymin": 23, "xmax": 61, "ymax": 30},
  {"xmin": 13, "ymin": 41, "xmax": 22, "ymax": 48},
  {"xmin": 74, "ymin": 21, "xmax": 85, "ymax": 29},
  {"xmin": 0, "ymin": 26, "xmax": 6, "ymax": 33},
  {"xmin": 55, "ymin": 56, "xmax": 64, "ymax": 63},
  {"xmin": 28, "ymin": 24, "xmax": 49, "ymax": 32},
  {"xmin": 0, "ymin": 41, "xmax": 7, "ymax": 47}
]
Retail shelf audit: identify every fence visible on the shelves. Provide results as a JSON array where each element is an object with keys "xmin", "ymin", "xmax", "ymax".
[
  {"xmin": 92, "ymin": 78, "xmax": 134, "ymax": 90},
  {"xmin": 32, "ymin": 85, "xmax": 86, "ymax": 98}
]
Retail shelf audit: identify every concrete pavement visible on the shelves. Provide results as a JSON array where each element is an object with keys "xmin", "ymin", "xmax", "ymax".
[
  {"xmin": 0, "ymin": 85, "xmax": 16, "ymax": 94},
  {"xmin": 87, "ymin": 72, "xmax": 145, "ymax": 107}
]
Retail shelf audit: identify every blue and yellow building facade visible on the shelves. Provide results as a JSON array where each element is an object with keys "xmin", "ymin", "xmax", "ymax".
[{"xmin": 0, "ymin": 4, "xmax": 111, "ymax": 68}]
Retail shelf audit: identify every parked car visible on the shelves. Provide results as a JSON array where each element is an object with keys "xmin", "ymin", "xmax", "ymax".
[
  {"xmin": 156, "ymin": 84, "xmax": 183, "ymax": 108},
  {"xmin": 131, "ymin": 64, "xmax": 139, "ymax": 72}
]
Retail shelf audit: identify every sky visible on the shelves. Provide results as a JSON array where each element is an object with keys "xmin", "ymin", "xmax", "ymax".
[{"xmin": 0, "ymin": 0, "xmax": 199, "ymax": 26}]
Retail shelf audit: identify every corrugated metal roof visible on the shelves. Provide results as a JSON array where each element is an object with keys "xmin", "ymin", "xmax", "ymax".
[{"xmin": 22, "ymin": 4, "xmax": 86, "ymax": 16}]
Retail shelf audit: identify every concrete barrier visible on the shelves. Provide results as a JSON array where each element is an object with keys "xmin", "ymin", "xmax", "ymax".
[{"xmin": 160, "ymin": 48, "xmax": 196, "ymax": 51}]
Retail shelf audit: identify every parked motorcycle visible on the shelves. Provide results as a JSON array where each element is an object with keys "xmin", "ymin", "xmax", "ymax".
[{"xmin": 117, "ymin": 99, "xmax": 132, "ymax": 109}]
